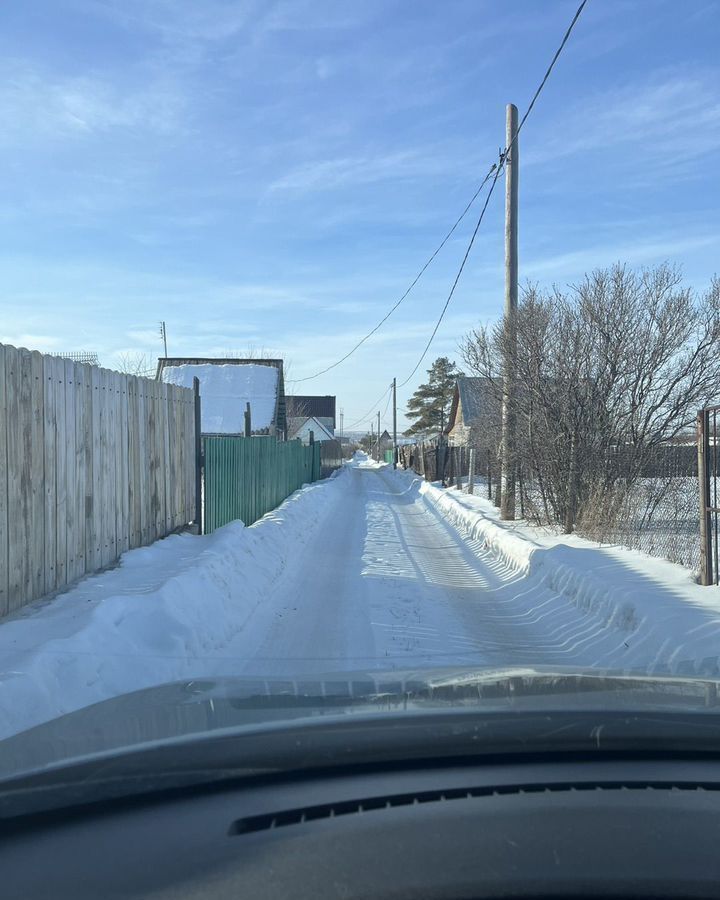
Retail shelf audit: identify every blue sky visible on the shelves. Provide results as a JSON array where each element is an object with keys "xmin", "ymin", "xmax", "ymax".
[{"xmin": 0, "ymin": 0, "xmax": 718, "ymax": 431}]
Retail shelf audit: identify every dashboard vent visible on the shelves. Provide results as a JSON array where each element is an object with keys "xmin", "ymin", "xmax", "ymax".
[{"xmin": 228, "ymin": 780, "xmax": 716, "ymax": 836}]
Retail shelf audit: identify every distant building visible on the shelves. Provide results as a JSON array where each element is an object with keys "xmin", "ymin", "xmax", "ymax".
[
  {"xmin": 287, "ymin": 415, "xmax": 335, "ymax": 444},
  {"xmin": 378, "ymin": 429, "xmax": 392, "ymax": 450},
  {"xmin": 157, "ymin": 357, "xmax": 286, "ymax": 437},
  {"xmin": 445, "ymin": 377, "xmax": 500, "ymax": 447},
  {"xmin": 286, "ymin": 395, "xmax": 335, "ymax": 437}
]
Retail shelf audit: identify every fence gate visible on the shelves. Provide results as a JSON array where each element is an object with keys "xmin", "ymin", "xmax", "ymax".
[{"xmin": 202, "ymin": 436, "xmax": 321, "ymax": 533}]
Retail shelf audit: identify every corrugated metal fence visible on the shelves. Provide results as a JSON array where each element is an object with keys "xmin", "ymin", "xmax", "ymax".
[
  {"xmin": 320, "ymin": 439, "xmax": 344, "ymax": 478},
  {"xmin": 203, "ymin": 436, "xmax": 322, "ymax": 533},
  {"xmin": 0, "ymin": 343, "xmax": 197, "ymax": 618}
]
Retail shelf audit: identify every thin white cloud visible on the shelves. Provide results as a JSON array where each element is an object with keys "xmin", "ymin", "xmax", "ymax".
[
  {"xmin": 0, "ymin": 334, "xmax": 63, "ymax": 352},
  {"xmin": 267, "ymin": 146, "xmax": 472, "ymax": 194},
  {"xmin": 523, "ymin": 233, "xmax": 720, "ymax": 280},
  {"xmin": 77, "ymin": 0, "xmax": 257, "ymax": 44},
  {"xmin": 527, "ymin": 69, "xmax": 720, "ymax": 171},
  {"xmin": 256, "ymin": 0, "xmax": 375, "ymax": 35},
  {"xmin": 0, "ymin": 61, "xmax": 185, "ymax": 146}
]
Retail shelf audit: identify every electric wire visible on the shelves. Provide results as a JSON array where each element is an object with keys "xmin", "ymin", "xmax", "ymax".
[
  {"xmin": 397, "ymin": 162, "xmax": 503, "ymax": 389},
  {"xmin": 397, "ymin": 0, "xmax": 589, "ymax": 390},
  {"xmin": 288, "ymin": 166, "xmax": 499, "ymax": 384},
  {"xmin": 343, "ymin": 382, "xmax": 393, "ymax": 432}
]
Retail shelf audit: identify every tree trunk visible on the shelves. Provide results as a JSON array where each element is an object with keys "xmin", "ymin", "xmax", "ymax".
[{"xmin": 564, "ymin": 431, "xmax": 578, "ymax": 534}]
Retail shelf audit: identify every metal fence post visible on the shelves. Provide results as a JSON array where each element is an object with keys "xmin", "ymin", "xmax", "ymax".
[
  {"xmin": 468, "ymin": 448, "xmax": 475, "ymax": 495},
  {"xmin": 698, "ymin": 409, "xmax": 714, "ymax": 585}
]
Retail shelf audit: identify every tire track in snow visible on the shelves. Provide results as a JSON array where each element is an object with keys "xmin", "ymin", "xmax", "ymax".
[
  {"xmin": 240, "ymin": 466, "xmax": 654, "ymax": 673},
  {"xmin": 241, "ymin": 465, "xmax": 720, "ymax": 676}
]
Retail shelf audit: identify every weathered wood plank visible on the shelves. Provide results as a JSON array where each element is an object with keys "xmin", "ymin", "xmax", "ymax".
[
  {"xmin": 145, "ymin": 378, "xmax": 155, "ymax": 543},
  {"xmin": 175, "ymin": 388, "xmax": 185, "ymax": 528},
  {"xmin": 163, "ymin": 383, "xmax": 174, "ymax": 533},
  {"xmin": 158, "ymin": 380, "xmax": 165, "ymax": 535},
  {"xmin": 0, "ymin": 345, "xmax": 8, "ymax": 616},
  {"xmin": 108, "ymin": 367, "xmax": 118, "ymax": 565},
  {"xmin": 190, "ymin": 390, "xmax": 197, "ymax": 525},
  {"xmin": 42, "ymin": 353, "xmax": 57, "ymax": 595},
  {"xmin": 137, "ymin": 376, "xmax": 149, "ymax": 547},
  {"xmin": 87, "ymin": 365, "xmax": 101, "ymax": 573},
  {"xmin": 150, "ymin": 378, "xmax": 161, "ymax": 543},
  {"xmin": 60, "ymin": 359, "xmax": 75, "ymax": 584},
  {"xmin": 4, "ymin": 346, "xmax": 24, "ymax": 609},
  {"xmin": 116, "ymin": 370, "xmax": 125, "ymax": 553},
  {"xmin": 160, "ymin": 381, "xmax": 169, "ymax": 536},
  {"xmin": 127, "ymin": 376, "xmax": 139, "ymax": 549},
  {"xmin": 76, "ymin": 361, "xmax": 91, "ymax": 582},
  {"xmin": 101, "ymin": 367, "xmax": 115, "ymax": 567},
  {"xmin": 52, "ymin": 357, "xmax": 67, "ymax": 592},
  {"xmin": 28, "ymin": 351, "xmax": 46, "ymax": 602},
  {"xmin": 165, "ymin": 384, "xmax": 175, "ymax": 530},
  {"xmin": 117, "ymin": 371, "xmax": 129, "ymax": 555},
  {"xmin": 6, "ymin": 347, "xmax": 24, "ymax": 607}
]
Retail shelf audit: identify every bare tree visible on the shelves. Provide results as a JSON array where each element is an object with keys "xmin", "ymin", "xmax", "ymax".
[
  {"xmin": 224, "ymin": 345, "xmax": 295, "ymax": 383},
  {"xmin": 461, "ymin": 264, "xmax": 720, "ymax": 534},
  {"xmin": 116, "ymin": 351, "xmax": 156, "ymax": 377}
]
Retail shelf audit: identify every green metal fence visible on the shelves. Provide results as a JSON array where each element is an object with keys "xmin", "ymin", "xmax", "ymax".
[{"xmin": 203, "ymin": 437, "xmax": 322, "ymax": 533}]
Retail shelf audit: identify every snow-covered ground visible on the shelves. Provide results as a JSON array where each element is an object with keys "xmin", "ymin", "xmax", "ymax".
[
  {"xmin": 161, "ymin": 362, "xmax": 278, "ymax": 432},
  {"xmin": 2, "ymin": 456, "xmax": 720, "ymax": 740}
]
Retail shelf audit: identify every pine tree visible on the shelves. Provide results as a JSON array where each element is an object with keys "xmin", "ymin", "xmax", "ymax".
[{"xmin": 404, "ymin": 357, "xmax": 462, "ymax": 437}]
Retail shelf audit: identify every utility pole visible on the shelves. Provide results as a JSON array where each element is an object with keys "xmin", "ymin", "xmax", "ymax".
[
  {"xmin": 339, "ymin": 409, "xmax": 344, "ymax": 438},
  {"xmin": 392, "ymin": 378, "xmax": 397, "ymax": 469},
  {"xmin": 159, "ymin": 321, "xmax": 168, "ymax": 358},
  {"xmin": 500, "ymin": 102, "xmax": 518, "ymax": 521},
  {"xmin": 377, "ymin": 410, "xmax": 381, "ymax": 461}
]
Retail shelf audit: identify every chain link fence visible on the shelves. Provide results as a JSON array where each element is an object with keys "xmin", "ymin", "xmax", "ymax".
[{"xmin": 399, "ymin": 438, "xmax": 701, "ymax": 575}]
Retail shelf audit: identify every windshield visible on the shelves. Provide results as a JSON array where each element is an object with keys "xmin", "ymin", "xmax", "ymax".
[{"xmin": 1, "ymin": 0, "xmax": 720, "ymax": 792}]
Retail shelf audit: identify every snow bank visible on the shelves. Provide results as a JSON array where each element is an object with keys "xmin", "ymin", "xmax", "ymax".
[
  {"xmin": 402, "ymin": 470, "xmax": 720, "ymax": 675},
  {"xmin": 0, "ymin": 470, "xmax": 346, "ymax": 740},
  {"xmin": 162, "ymin": 363, "xmax": 278, "ymax": 432},
  {"xmin": 349, "ymin": 450, "xmax": 386, "ymax": 469}
]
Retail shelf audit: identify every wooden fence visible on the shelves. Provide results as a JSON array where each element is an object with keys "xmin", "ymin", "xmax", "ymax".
[
  {"xmin": 398, "ymin": 441, "xmax": 495, "ymax": 496},
  {"xmin": 0, "ymin": 344, "xmax": 197, "ymax": 617}
]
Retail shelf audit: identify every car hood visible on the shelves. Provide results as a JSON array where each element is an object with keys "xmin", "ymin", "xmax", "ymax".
[{"xmin": 2, "ymin": 665, "xmax": 720, "ymax": 781}]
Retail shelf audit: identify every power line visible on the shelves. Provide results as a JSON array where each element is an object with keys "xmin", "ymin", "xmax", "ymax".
[
  {"xmin": 288, "ymin": 167, "xmax": 498, "ymax": 385},
  {"xmin": 398, "ymin": 163, "xmax": 504, "ymax": 389},
  {"xmin": 515, "ymin": 0, "xmax": 589, "ymax": 144},
  {"xmin": 398, "ymin": 0, "xmax": 589, "ymax": 391},
  {"xmin": 343, "ymin": 383, "xmax": 393, "ymax": 432}
]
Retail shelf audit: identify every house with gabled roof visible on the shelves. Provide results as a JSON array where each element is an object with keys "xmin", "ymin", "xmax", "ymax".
[
  {"xmin": 156, "ymin": 357, "xmax": 287, "ymax": 437},
  {"xmin": 287, "ymin": 415, "xmax": 335, "ymax": 445},
  {"xmin": 286, "ymin": 395, "xmax": 335, "ymax": 437},
  {"xmin": 445, "ymin": 376, "xmax": 501, "ymax": 447}
]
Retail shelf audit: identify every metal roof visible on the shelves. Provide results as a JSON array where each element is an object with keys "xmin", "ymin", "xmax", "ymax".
[
  {"xmin": 286, "ymin": 395, "xmax": 336, "ymax": 427},
  {"xmin": 446, "ymin": 377, "xmax": 499, "ymax": 431}
]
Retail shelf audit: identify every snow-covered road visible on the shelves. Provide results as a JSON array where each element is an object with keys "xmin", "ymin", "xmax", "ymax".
[
  {"xmin": 240, "ymin": 464, "xmax": 574, "ymax": 674},
  {"xmin": 233, "ymin": 463, "xmax": 720, "ymax": 676},
  {"xmin": 3, "ymin": 457, "xmax": 720, "ymax": 739}
]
